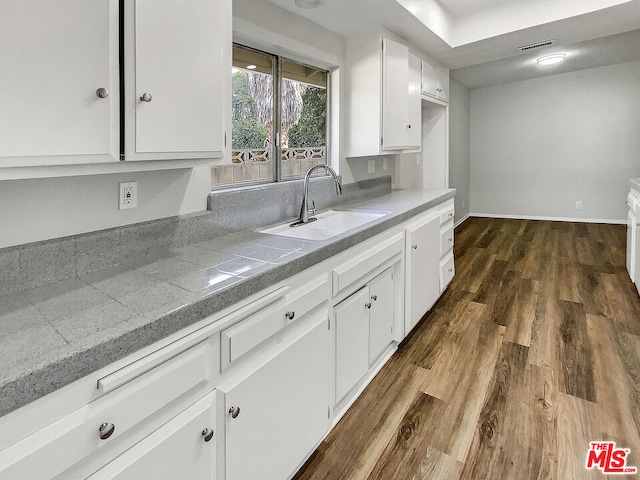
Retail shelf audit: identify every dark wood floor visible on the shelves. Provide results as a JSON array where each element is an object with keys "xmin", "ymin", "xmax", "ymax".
[{"xmin": 294, "ymin": 217, "xmax": 640, "ymax": 480}]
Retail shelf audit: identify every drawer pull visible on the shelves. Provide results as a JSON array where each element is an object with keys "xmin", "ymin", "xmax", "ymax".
[
  {"xmin": 365, "ymin": 302, "xmax": 372, "ymax": 309},
  {"xmin": 448, "ymin": 213, "xmax": 453, "ymax": 217},
  {"xmin": 229, "ymin": 406, "xmax": 241, "ymax": 419},
  {"xmin": 202, "ymin": 428, "xmax": 215, "ymax": 442},
  {"xmin": 371, "ymin": 295, "xmax": 377, "ymax": 301},
  {"xmin": 448, "ymin": 268, "xmax": 453, "ymax": 273},
  {"xmin": 140, "ymin": 92, "xmax": 153, "ymax": 102},
  {"xmin": 412, "ymin": 244, "xmax": 418, "ymax": 250},
  {"xmin": 285, "ymin": 311, "xmax": 295, "ymax": 320},
  {"xmin": 98, "ymin": 422, "xmax": 115, "ymax": 440}
]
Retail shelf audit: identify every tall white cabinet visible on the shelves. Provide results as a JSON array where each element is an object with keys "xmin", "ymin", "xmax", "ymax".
[{"xmin": 0, "ymin": 0, "xmax": 119, "ymax": 167}]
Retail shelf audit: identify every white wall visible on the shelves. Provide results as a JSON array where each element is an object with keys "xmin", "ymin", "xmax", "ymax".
[
  {"xmin": 470, "ymin": 59, "xmax": 640, "ymax": 223},
  {"xmin": 0, "ymin": 168, "xmax": 211, "ymax": 248},
  {"xmin": 449, "ymin": 79, "xmax": 471, "ymax": 224}
]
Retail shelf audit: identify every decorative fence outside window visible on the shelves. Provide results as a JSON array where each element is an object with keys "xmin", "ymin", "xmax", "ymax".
[{"xmin": 211, "ymin": 147, "xmax": 327, "ymax": 187}]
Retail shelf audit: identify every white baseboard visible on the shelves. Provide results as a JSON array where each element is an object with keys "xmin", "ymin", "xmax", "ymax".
[
  {"xmin": 470, "ymin": 212, "xmax": 626, "ymax": 225},
  {"xmin": 454, "ymin": 213, "xmax": 471, "ymax": 228}
]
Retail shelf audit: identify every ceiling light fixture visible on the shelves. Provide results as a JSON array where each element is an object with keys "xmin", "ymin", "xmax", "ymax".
[
  {"xmin": 246, "ymin": 64, "xmax": 257, "ymax": 70},
  {"xmin": 536, "ymin": 53, "xmax": 566, "ymax": 66},
  {"xmin": 294, "ymin": 0, "xmax": 325, "ymax": 9}
]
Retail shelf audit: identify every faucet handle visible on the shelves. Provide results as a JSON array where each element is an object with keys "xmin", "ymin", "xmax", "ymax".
[{"xmin": 308, "ymin": 200, "xmax": 316, "ymax": 215}]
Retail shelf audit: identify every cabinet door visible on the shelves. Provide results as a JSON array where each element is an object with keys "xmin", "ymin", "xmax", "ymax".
[
  {"xmin": 221, "ymin": 315, "xmax": 329, "ymax": 480},
  {"xmin": 437, "ymin": 68, "xmax": 450, "ymax": 102},
  {"xmin": 0, "ymin": 0, "xmax": 119, "ymax": 167},
  {"xmin": 421, "ymin": 60, "xmax": 440, "ymax": 99},
  {"xmin": 368, "ymin": 268, "xmax": 395, "ymax": 364},
  {"xmin": 125, "ymin": 0, "xmax": 228, "ymax": 160},
  {"xmin": 406, "ymin": 213, "xmax": 441, "ymax": 332},
  {"xmin": 335, "ymin": 288, "xmax": 371, "ymax": 402},
  {"xmin": 407, "ymin": 53, "xmax": 422, "ymax": 149},
  {"xmin": 382, "ymin": 38, "xmax": 409, "ymax": 150},
  {"xmin": 88, "ymin": 392, "xmax": 217, "ymax": 480},
  {"xmin": 635, "ymin": 217, "xmax": 640, "ymax": 295},
  {"xmin": 627, "ymin": 210, "xmax": 635, "ymax": 282}
]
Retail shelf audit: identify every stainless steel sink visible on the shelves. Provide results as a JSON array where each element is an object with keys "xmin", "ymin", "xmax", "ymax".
[{"xmin": 259, "ymin": 209, "xmax": 388, "ymax": 241}]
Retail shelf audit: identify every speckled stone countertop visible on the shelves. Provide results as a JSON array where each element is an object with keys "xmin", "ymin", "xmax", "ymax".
[
  {"xmin": 0, "ymin": 187, "xmax": 454, "ymax": 417},
  {"xmin": 630, "ymin": 178, "xmax": 640, "ymax": 191}
]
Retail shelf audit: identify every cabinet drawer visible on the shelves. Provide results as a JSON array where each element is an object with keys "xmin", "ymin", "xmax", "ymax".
[
  {"xmin": 282, "ymin": 274, "xmax": 329, "ymax": 324},
  {"xmin": 332, "ymin": 233, "xmax": 404, "ymax": 297},
  {"xmin": 440, "ymin": 253, "xmax": 455, "ymax": 292},
  {"xmin": 440, "ymin": 205, "xmax": 454, "ymax": 225},
  {"xmin": 221, "ymin": 276, "xmax": 328, "ymax": 370},
  {"xmin": 440, "ymin": 225, "xmax": 454, "ymax": 257},
  {"xmin": 221, "ymin": 297, "xmax": 287, "ymax": 369},
  {"xmin": 0, "ymin": 341, "xmax": 212, "ymax": 480}
]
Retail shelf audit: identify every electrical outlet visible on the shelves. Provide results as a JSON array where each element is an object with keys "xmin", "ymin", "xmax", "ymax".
[
  {"xmin": 368, "ymin": 159, "xmax": 375, "ymax": 174},
  {"xmin": 382, "ymin": 157, "xmax": 388, "ymax": 171},
  {"xmin": 576, "ymin": 200, "xmax": 583, "ymax": 210},
  {"xmin": 119, "ymin": 182, "xmax": 137, "ymax": 210}
]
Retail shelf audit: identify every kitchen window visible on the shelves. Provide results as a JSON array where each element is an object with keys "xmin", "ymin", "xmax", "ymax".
[{"xmin": 211, "ymin": 44, "xmax": 329, "ymax": 188}]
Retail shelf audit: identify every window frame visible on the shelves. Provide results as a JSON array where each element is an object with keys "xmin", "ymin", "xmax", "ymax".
[{"xmin": 214, "ymin": 43, "xmax": 330, "ymax": 189}]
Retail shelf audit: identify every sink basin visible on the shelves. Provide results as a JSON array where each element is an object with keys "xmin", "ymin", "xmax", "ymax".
[{"xmin": 260, "ymin": 210, "xmax": 388, "ymax": 241}]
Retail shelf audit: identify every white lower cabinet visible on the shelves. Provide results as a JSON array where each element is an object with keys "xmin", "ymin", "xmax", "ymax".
[
  {"xmin": 88, "ymin": 392, "xmax": 217, "ymax": 480},
  {"xmin": 335, "ymin": 267, "xmax": 395, "ymax": 404},
  {"xmin": 405, "ymin": 212, "xmax": 441, "ymax": 333},
  {"xmin": 368, "ymin": 268, "xmax": 395, "ymax": 364},
  {"xmin": 335, "ymin": 288, "xmax": 371, "ymax": 403},
  {"xmin": 219, "ymin": 314, "xmax": 330, "ymax": 480}
]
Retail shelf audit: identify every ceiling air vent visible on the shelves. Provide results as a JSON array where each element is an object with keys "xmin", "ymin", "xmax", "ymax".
[{"xmin": 517, "ymin": 40, "xmax": 556, "ymax": 52}]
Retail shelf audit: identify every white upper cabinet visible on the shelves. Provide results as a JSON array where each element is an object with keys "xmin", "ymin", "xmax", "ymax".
[
  {"xmin": 421, "ymin": 59, "xmax": 449, "ymax": 103},
  {"xmin": 0, "ymin": 0, "xmax": 119, "ymax": 167},
  {"xmin": 382, "ymin": 39, "xmax": 410, "ymax": 151},
  {"xmin": 346, "ymin": 35, "xmax": 422, "ymax": 157},
  {"xmin": 124, "ymin": 0, "xmax": 230, "ymax": 161}
]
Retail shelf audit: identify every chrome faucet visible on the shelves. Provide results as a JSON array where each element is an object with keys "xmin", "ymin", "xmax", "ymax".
[{"xmin": 292, "ymin": 165, "xmax": 342, "ymax": 226}]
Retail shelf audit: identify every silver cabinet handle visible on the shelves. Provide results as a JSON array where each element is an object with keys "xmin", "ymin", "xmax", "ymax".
[
  {"xmin": 407, "ymin": 124, "xmax": 411, "ymax": 129},
  {"xmin": 140, "ymin": 93, "xmax": 153, "ymax": 102},
  {"xmin": 99, "ymin": 422, "xmax": 115, "ymax": 440},
  {"xmin": 96, "ymin": 88, "xmax": 109, "ymax": 99},
  {"xmin": 449, "ymin": 238, "xmax": 453, "ymax": 242},
  {"xmin": 448, "ymin": 213, "xmax": 453, "ymax": 217},
  {"xmin": 202, "ymin": 428, "xmax": 214, "ymax": 442},
  {"xmin": 229, "ymin": 406, "xmax": 241, "ymax": 418},
  {"xmin": 448, "ymin": 268, "xmax": 453, "ymax": 273},
  {"xmin": 365, "ymin": 302, "xmax": 372, "ymax": 309},
  {"xmin": 371, "ymin": 295, "xmax": 377, "ymax": 301},
  {"xmin": 412, "ymin": 244, "xmax": 418, "ymax": 250},
  {"xmin": 285, "ymin": 311, "xmax": 295, "ymax": 320}
]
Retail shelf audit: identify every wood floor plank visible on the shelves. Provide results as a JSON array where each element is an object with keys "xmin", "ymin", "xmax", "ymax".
[
  {"xmin": 503, "ymin": 277, "xmax": 538, "ymax": 347},
  {"xmin": 558, "ymin": 300, "xmax": 597, "ymax": 402},
  {"xmin": 367, "ymin": 392, "xmax": 450, "ymax": 480},
  {"xmin": 458, "ymin": 342, "xmax": 533, "ymax": 479}
]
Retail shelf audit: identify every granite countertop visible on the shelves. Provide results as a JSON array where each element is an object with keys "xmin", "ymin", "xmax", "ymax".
[
  {"xmin": 0, "ymin": 187, "xmax": 454, "ymax": 417},
  {"xmin": 630, "ymin": 178, "xmax": 640, "ymax": 191}
]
